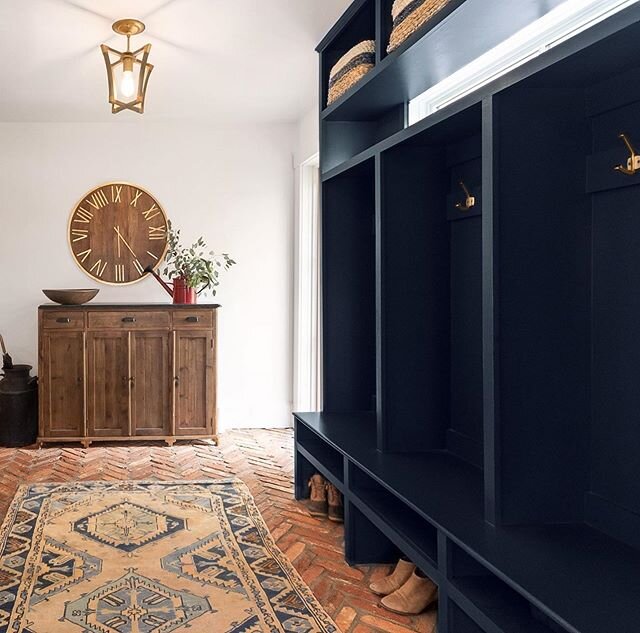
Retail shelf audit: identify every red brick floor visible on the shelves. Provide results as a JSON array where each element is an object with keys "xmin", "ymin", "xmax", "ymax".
[{"xmin": 0, "ymin": 429, "xmax": 436, "ymax": 632}]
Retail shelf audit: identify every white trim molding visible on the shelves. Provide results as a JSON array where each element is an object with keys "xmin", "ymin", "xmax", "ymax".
[{"xmin": 293, "ymin": 153, "xmax": 322, "ymax": 412}]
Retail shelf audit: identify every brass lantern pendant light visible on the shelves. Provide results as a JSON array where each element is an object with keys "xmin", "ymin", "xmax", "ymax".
[{"xmin": 101, "ymin": 19, "xmax": 153, "ymax": 114}]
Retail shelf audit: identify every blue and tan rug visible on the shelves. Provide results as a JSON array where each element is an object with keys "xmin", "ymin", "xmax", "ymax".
[{"xmin": 0, "ymin": 479, "xmax": 338, "ymax": 633}]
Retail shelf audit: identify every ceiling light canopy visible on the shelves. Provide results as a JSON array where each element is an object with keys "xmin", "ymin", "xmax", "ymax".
[{"xmin": 101, "ymin": 19, "xmax": 153, "ymax": 115}]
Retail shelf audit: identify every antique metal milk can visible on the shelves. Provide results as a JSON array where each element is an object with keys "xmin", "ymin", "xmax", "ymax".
[{"xmin": 0, "ymin": 335, "xmax": 38, "ymax": 447}]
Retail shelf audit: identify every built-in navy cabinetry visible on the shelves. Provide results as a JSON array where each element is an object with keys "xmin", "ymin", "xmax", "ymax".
[{"xmin": 296, "ymin": 1, "xmax": 640, "ymax": 631}]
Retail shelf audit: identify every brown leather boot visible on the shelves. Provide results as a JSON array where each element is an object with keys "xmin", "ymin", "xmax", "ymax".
[
  {"xmin": 380, "ymin": 569, "xmax": 438, "ymax": 615},
  {"xmin": 307, "ymin": 474, "xmax": 328, "ymax": 517},
  {"xmin": 326, "ymin": 483, "xmax": 344, "ymax": 523},
  {"xmin": 369, "ymin": 558, "xmax": 416, "ymax": 596}
]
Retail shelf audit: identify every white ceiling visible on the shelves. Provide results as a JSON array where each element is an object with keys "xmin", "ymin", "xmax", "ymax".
[{"xmin": 0, "ymin": 0, "xmax": 350, "ymax": 123}]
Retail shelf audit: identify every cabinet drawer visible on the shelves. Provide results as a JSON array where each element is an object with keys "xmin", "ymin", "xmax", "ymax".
[
  {"xmin": 88, "ymin": 311, "xmax": 170, "ymax": 330},
  {"xmin": 42, "ymin": 312, "xmax": 85, "ymax": 330},
  {"xmin": 172, "ymin": 311, "xmax": 214, "ymax": 329}
]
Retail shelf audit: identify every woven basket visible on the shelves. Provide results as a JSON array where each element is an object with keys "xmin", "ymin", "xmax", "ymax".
[
  {"xmin": 388, "ymin": 0, "xmax": 451, "ymax": 53},
  {"xmin": 327, "ymin": 40, "xmax": 375, "ymax": 105}
]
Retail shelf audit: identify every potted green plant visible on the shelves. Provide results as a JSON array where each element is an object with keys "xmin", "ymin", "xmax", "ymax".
[{"xmin": 149, "ymin": 222, "xmax": 236, "ymax": 304}]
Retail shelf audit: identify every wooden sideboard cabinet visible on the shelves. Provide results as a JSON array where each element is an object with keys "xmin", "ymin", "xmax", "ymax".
[{"xmin": 38, "ymin": 304, "xmax": 219, "ymax": 447}]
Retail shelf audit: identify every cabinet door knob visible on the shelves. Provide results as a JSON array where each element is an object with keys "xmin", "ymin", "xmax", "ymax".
[
  {"xmin": 186, "ymin": 316, "xmax": 200, "ymax": 323},
  {"xmin": 56, "ymin": 317, "xmax": 71, "ymax": 324},
  {"xmin": 122, "ymin": 317, "xmax": 136, "ymax": 323},
  {"xmin": 174, "ymin": 376, "xmax": 180, "ymax": 386}
]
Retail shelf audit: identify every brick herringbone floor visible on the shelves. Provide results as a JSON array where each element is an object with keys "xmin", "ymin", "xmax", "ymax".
[{"xmin": 0, "ymin": 429, "xmax": 436, "ymax": 633}]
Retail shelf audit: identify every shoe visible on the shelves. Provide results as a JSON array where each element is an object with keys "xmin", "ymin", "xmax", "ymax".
[
  {"xmin": 369, "ymin": 558, "xmax": 416, "ymax": 596},
  {"xmin": 307, "ymin": 474, "xmax": 328, "ymax": 517},
  {"xmin": 326, "ymin": 483, "xmax": 344, "ymax": 523},
  {"xmin": 380, "ymin": 569, "xmax": 438, "ymax": 615}
]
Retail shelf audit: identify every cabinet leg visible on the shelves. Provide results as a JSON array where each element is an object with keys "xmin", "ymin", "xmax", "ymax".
[
  {"xmin": 81, "ymin": 439, "xmax": 91, "ymax": 449},
  {"xmin": 166, "ymin": 439, "xmax": 176, "ymax": 447},
  {"xmin": 211, "ymin": 435, "xmax": 219, "ymax": 446}
]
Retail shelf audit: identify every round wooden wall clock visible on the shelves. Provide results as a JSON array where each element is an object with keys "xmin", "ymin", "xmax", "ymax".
[{"xmin": 68, "ymin": 183, "xmax": 169, "ymax": 285}]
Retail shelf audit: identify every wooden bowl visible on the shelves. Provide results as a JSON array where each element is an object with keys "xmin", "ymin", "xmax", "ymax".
[{"xmin": 42, "ymin": 289, "xmax": 100, "ymax": 305}]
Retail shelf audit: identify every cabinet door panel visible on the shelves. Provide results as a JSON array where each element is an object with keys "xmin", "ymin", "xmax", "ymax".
[
  {"xmin": 87, "ymin": 332, "xmax": 129, "ymax": 437},
  {"xmin": 175, "ymin": 331, "xmax": 214, "ymax": 435},
  {"xmin": 40, "ymin": 332, "xmax": 85, "ymax": 437},
  {"xmin": 131, "ymin": 332, "xmax": 170, "ymax": 436}
]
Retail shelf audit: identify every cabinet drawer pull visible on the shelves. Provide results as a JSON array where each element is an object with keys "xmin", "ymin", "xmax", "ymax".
[
  {"xmin": 56, "ymin": 317, "xmax": 71, "ymax": 324},
  {"xmin": 122, "ymin": 317, "xmax": 137, "ymax": 323},
  {"xmin": 186, "ymin": 316, "xmax": 200, "ymax": 323}
]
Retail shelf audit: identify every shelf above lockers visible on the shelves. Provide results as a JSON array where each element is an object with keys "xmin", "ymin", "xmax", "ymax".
[{"xmin": 320, "ymin": 0, "xmax": 567, "ymax": 123}]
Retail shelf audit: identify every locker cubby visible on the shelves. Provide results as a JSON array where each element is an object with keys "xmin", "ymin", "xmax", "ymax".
[
  {"xmin": 322, "ymin": 158, "xmax": 377, "ymax": 418},
  {"xmin": 492, "ymin": 28, "xmax": 640, "ymax": 551},
  {"xmin": 378, "ymin": 103, "xmax": 483, "ymax": 465},
  {"xmin": 449, "ymin": 543, "xmax": 569, "ymax": 633},
  {"xmin": 348, "ymin": 461, "xmax": 439, "ymax": 571}
]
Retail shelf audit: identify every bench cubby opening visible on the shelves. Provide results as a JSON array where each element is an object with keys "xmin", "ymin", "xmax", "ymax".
[
  {"xmin": 295, "ymin": 423, "xmax": 344, "ymax": 488},
  {"xmin": 449, "ymin": 542, "xmax": 569, "ymax": 633},
  {"xmin": 348, "ymin": 461, "xmax": 439, "ymax": 571}
]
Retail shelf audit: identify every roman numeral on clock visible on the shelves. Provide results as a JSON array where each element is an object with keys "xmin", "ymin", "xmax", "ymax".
[
  {"xmin": 87, "ymin": 189, "xmax": 109, "ymax": 210},
  {"xmin": 89, "ymin": 259, "xmax": 108, "ymax": 278},
  {"xmin": 149, "ymin": 225, "xmax": 166, "ymax": 240},
  {"xmin": 133, "ymin": 259, "xmax": 145, "ymax": 276},
  {"xmin": 142, "ymin": 204, "xmax": 161, "ymax": 221},
  {"xmin": 71, "ymin": 229, "xmax": 89, "ymax": 242},
  {"xmin": 74, "ymin": 207, "xmax": 94, "ymax": 223},
  {"xmin": 112, "ymin": 185, "xmax": 123, "ymax": 203},
  {"xmin": 130, "ymin": 189, "xmax": 144, "ymax": 207},
  {"xmin": 114, "ymin": 264, "xmax": 125, "ymax": 282},
  {"xmin": 76, "ymin": 248, "xmax": 92, "ymax": 263}
]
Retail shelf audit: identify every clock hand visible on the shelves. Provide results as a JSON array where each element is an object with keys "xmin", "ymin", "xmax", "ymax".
[
  {"xmin": 113, "ymin": 227, "xmax": 138, "ymax": 259},
  {"xmin": 116, "ymin": 225, "xmax": 121, "ymax": 258},
  {"xmin": 114, "ymin": 227, "xmax": 146, "ymax": 277}
]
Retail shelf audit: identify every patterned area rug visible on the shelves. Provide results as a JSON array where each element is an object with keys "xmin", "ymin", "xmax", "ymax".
[{"xmin": 0, "ymin": 479, "xmax": 338, "ymax": 633}]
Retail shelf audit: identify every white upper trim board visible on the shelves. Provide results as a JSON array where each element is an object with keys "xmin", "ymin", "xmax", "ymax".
[{"xmin": 409, "ymin": 0, "xmax": 638, "ymax": 125}]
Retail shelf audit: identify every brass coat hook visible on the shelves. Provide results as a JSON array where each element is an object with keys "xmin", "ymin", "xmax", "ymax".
[
  {"xmin": 455, "ymin": 181, "xmax": 476, "ymax": 211},
  {"xmin": 614, "ymin": 133, "xmax": 640, "ymax": 175}
]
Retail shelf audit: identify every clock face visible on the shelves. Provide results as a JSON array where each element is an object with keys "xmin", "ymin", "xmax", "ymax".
[{"xmin": 69, "ymin": 183, "xmax": 169, "ymax": 285}]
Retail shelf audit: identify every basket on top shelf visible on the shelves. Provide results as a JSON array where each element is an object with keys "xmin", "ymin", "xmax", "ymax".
[
  {"xmin": 388, "ymin": 0, "xmax": 452, "ymax": 53},
  {"xmin": 327, "ymin": 40, "xmax": 375, "ymax": 106}
]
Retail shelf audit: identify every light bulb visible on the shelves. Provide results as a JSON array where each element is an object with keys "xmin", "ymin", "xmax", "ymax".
[{"xmin": 120, "ymin": 70, "xmax": 136, "ymax": 98}]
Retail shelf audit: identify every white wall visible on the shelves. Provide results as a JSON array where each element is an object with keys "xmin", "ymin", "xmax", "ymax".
[
  {"xmin": 0, "ymin": 121, "xmax": 295, "ymax": 430},
  {"xmin": 294, "ymin": 107, "xmax": 319, "ymax": 166}
]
